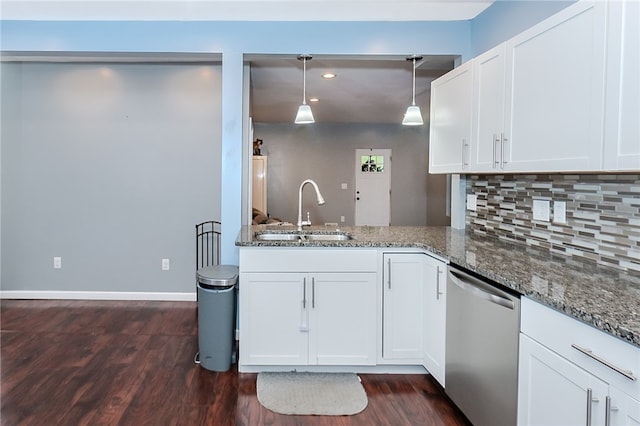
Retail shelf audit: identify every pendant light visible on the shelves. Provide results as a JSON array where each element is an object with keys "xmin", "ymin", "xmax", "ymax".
[
  {"xmin": 402, "ymin": 55, "xmax": 424, "ymax": 126},
  {"xmin": 294, "ymin": 54, "xmax": 315, "ymax": 124}
]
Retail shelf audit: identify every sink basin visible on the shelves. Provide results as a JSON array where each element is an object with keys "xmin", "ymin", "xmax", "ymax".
[
  {"xmin": 304, "ymin": 233, "xmax": 353, "ymax": 241},
  {"xmin": 255, "ymin": 233, "xmax": 302, "ymax": 241},
  {"xmin": 254, "ymin": 232, "xmax": 354, "ymax": 242}
]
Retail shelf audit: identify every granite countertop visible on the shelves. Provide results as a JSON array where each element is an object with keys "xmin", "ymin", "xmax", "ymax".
[{"xmin": 236, "ymin": 225, "xmax": 640, "ymax": 348}]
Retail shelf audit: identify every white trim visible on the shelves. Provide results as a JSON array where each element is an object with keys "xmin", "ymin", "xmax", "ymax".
[
  {"xmin": 0, "ymin": 1, "xmax": 493, "ymax": 22},
  {"xmin": 238, "ymin": 364, "xmax": 428, "ymax": 374},
  {"xmin": 0, "ymin": 290, "xmax": 197, "ymax": 301}
]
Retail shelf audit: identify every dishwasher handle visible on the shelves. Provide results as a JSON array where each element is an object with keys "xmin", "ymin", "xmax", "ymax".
[{"xmin": 449, "ymin": 269, "xmax": 516, "ymax": 310}]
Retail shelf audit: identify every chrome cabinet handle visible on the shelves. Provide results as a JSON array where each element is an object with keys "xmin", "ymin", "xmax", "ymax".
[
  {"xmin": 387, "ymin": 258, "xmax": 392, "ymax": 290},
  {"xmin": 461, "ymin": 138, "xmax": 469, "ymax": 167},
  {"xmin": 311, "ymin": 277, "xmax": 315, "ymax": 309},
  {"xmin": 571, "ymin": 344, "xmax": 637, "ymax": 381},
  {"xmin": 493, "ymin": 133, "xmax": 500, "ymax": 168},
  {"xmin": 605, "ymin": 396, "xmax": 611, "ymax": 426},
  {"xmin": 300, "ymin": 277, "xmax": 309, "ymax": 331},
  {"xmin": 501, "ymin": 133, "xmax": 508, "ymax": 167},
  {"xmin": 586, "ymin": 388, "xmax": 593, "ymax": 426},
  {"xmin": 302, "ymin": 277, "xmax": 307, "ymax": 309},
  {"xmin": 436, "ymin": 265, "xmax": 444, "ymax": 300}
]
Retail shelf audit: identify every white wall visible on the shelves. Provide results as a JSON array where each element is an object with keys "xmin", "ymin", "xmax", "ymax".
[{"xmin": 1, "ymin": 62, "xmax": 222, "ymax": 297}]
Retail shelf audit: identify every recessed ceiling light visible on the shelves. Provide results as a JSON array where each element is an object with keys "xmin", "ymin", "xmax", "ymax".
[
  {"xmin": 309, "ymin": 97, "xmax": 319, "ymax": 102},
  {"xmin": 322, "ymin": 73, "xmax": 336, "ymax": 79}
]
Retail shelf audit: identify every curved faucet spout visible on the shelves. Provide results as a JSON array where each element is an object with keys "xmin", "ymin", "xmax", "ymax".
[{"xmin": 297, "ymin": 179, "xmax": 325, "ymax": 231}]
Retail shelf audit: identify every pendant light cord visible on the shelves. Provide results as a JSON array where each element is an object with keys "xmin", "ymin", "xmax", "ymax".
[
  {"xmin": 411, "ymin": 58, "xmax": 417, "ymax": 106},
  {"xmin": 302, "ymin": 57, "xmax": 307, "ymax": 106}
]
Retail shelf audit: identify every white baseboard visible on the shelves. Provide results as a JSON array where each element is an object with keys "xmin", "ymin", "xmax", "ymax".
[{"xmin": 0, "ymin": 290, "xmax": 197, "ymax": 301}]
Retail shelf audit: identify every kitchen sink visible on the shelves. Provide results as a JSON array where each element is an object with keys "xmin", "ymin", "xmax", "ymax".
[
  {"xmin": 304, "ymin": 233, "xmax": 353, "ymax": 241},
  {"xmin": 254, "ymin": 232, "xmax": 354, "ymax": 242},
  {"xmin": 254, "ymin": 233, "xmax": 303, "ymax": 241}
]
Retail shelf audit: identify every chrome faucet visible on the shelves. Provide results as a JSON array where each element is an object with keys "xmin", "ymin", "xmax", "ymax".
[{"xmin": 297, "ymin": 179, "xmax": 325, "ymax": 231}]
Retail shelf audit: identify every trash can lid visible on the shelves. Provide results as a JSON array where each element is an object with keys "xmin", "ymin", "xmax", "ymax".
[{"xmin": 197, "ymin": 265, "xmax": 239, "ymax": 287}]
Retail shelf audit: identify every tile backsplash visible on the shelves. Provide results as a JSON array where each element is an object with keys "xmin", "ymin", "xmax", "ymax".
[{"xmin": 466, "ymin": 174, "xmax": 640, "ymax": 273}]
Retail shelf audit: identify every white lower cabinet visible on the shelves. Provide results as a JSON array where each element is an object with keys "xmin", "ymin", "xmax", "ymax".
[
  {"xmin": 382, "ymin": 253, "xmax": 425, "ymax": 361},
  {"xmin": 518, "ymin": 297, "xmax": 640, "ymax": 426},
  {"xmin": 518, "ymin": 334, "xmax": 608, "ymax": 426},
  {"xmin": 240, "ymin": 271, "xmax": 377, "ymax": 367},
  {"xmin": 381, "ymin": 252, "xmax": 447, "ymax": 386},
  {"xmin": 609, "ymin": 387, "xmax": 640, "ymax": 426},
  {"xmin": 422, "ymin": 255, "xmax": 446, "ymax": 387}
]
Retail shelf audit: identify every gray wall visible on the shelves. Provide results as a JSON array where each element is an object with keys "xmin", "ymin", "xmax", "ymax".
[
  {"xmin": 1, "ymin": 62, "xmax": 222, "ymax": 295},
  {"xmin": 253, "ymin": 122, "xmax": 449, "ymax": 227}
]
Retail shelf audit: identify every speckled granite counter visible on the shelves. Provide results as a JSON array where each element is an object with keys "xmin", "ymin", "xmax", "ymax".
[{"xmin": 236, "ymin": 225, "xmax": 640, "ymax": 348}]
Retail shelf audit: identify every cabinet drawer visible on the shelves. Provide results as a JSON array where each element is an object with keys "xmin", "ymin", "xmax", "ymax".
[
  {"xmin": 521, "ymin": 297, "xmax": 639, "ymax": 399},
  {"xmin": 239, "ymin": 248, "xmax": 378, "ymax": 273}
]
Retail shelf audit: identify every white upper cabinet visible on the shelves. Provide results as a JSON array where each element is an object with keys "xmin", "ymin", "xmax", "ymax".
[
  {"xmin": 603, "ymin": 0, "xmax": 640, "ymax": 171},
  {"xmin": 471, "ymin": 44, "xmax": 508, "ymax": 172},
  {"xmin": 429, "ymin": 60, "xmax": 473, "ymax": 174},
  {"xmin": 503, "ymin": 0, "xmax": 607, "ymax": 172},
  {"xmin": 430, "ymin": 0, "xmax": 635, "ymax": 174}
]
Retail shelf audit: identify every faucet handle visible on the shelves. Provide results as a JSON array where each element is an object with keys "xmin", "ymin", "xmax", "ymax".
[{"xmin": 301, "ymin": 211, "xmax": 311, "ymax": 227}]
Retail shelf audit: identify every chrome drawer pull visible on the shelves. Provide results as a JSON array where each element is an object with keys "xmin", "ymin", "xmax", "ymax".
[
  {"xmin": 571, "ymin": 344, "xmax": 636, "ymax": 381},
  {"xmin": 586, "ymin": 388, "xmax": 593, "ymax": 426}
]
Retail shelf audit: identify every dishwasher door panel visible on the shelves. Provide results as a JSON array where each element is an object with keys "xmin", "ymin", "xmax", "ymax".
[{"xmin": 445, "ymin": 266, "xmax": 521, "ymax": 426}]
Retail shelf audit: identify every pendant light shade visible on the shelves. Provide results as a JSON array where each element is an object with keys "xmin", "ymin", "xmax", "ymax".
[
  {"xmin": 295, "ymin": 54, "xmax": 315, "ymax": 124},
  {"xmin": 402, "ymin": 55, "xmax": 424, "ymax": 126}
]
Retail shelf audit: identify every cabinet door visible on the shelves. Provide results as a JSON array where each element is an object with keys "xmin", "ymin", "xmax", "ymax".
[
  {"xmin": 422, "ymin": 256, "xmax": 446, "ymax": 387},
  {"xmin": 429, "ymin": 61, "xmax": 473, "ymax": 174},
  {"xmin": 309, "ymin": 273, "xmax": 377, "ymax": 366},
  {"xmin": 471, "ymin": 43, "xmax": 507, "ymax": 172},
  {"xmin": 504, "ymin": 0, "xmax": 606, "ymax": 172},
  {"xmin": 518, "ymin": 334, "xmax": 608, "ymax": 426},
  {"xmin": 382, "ymin": 253, "xmax": 425, "ymax": 361},
  {"xmin": 603, "ymin": 0, "xmax": 640, "ymax": 171},
  {"xmin": 609, "ymin": 387, "xmax": 640, "ymax": 426},
  {"xmin": 239, "ymin": 273, "xmax": 308, "ymax": 366}
]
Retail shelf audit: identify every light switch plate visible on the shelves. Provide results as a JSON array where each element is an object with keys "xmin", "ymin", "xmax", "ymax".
[
  {"xmin": 533, "ymin": 199, "xmax": 550, "ymax": 221},
  {"xmin": 554, "ymin": 201, "xmax": 567, "ymax": 224},
  {"xmin": 466, "ymin": 194, "xmax": 477, "ymax": 211},
  {"xmin": 341, "ymin": 183, "xmax": 348, "ymax": 190}
]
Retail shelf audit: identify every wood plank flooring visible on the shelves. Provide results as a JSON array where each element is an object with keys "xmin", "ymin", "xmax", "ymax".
[{"xmin": 1, "ymin": 300, "xmax": 471, "ymax": 425}]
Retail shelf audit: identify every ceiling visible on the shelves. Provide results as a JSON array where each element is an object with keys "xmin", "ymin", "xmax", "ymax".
[
  {"xmin": 249, "ymin": 55, "xmax": 457, "ymax": 124},
  {"xmin": 1, "ymin": 0, "xmax": 494, "ymax": 21},
  {"xmin": 3, "ymin": 1, "xmax": 493, "ymax": 124}
]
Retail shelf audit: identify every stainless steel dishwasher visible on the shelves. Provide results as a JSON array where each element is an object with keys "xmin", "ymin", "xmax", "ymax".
[{"xmin": 445, "ymin": 265, "xmax": 521, "ymax": 426}]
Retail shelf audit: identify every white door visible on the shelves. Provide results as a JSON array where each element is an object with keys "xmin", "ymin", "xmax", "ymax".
[
  {"xmin": 422, "ymin": 255, "xmax": 446, "ymax": 387},
  {"xmin": 355, "ymin": 149, "xmax": 391, "ymax": 226},
  {"xmin": 239, "ymin": 273, "xmax": 308, "ymax": 366},
  {"xmin": 382, "ymin": 253, "xmax": 424, "ymax": 361},
  {"xmin": 309, "ymin": 273, "xmax": 377, "ymax": 366},
  {"xmin": 428, "ymin": 61, "xmax": 473, "ymax": 174}
]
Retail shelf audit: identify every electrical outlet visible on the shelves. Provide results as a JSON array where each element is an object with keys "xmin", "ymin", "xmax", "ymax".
[
  {"xmin": 554, "ymin": 201, "xmax": 567, "ymax": 224},
  {"xmin": 341, "ymin": 183, "xmax": 348, "ymax": 190},
  {"xmin": 340, "ymin": 216, "xmax": 345, "ymax": 222},
  {"xmin": 533, "ymin": 199, "xmax": 550, "ymax": 222},
  {"xmin": 53, "ymin": 257, "xmax": 62, "ymax": 269},
  {"xmin": 162, "ymin": 258, "xmax": 170, "ymax": 271},
  {"xmin": 466, "ymin": 194, "xmax": 477, "ymax": 211}
]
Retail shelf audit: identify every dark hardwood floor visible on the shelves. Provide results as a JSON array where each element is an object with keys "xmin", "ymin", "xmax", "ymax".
[{"xmin": 1, "ymin": 300, "xmax": 471, "ymax": 425}]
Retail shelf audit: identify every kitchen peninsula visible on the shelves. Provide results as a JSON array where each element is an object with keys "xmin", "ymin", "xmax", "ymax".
[{"xmin": 237, "ymin": 225, "xmax": 640, "ymax": 348}]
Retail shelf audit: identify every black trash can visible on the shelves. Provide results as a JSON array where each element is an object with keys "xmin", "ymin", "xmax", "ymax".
[{"xmin": 196, "ymin": 264, "xmax": 238, "ymax": 372}]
